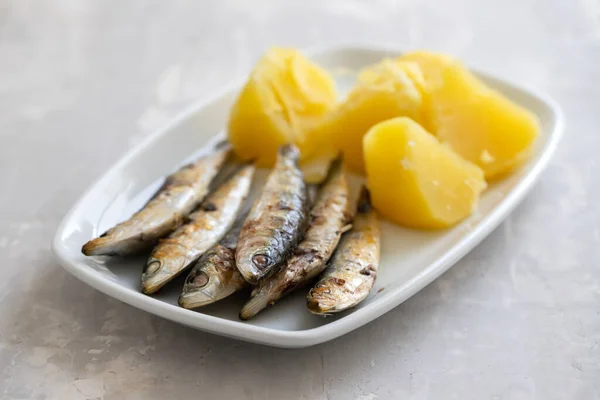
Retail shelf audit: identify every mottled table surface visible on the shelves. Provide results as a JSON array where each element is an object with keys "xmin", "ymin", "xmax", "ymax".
[{"xmin": 1, "ymin": 1, "xmax": 599, "ymax": 399}]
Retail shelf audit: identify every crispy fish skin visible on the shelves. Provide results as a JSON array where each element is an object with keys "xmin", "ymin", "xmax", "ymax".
[
  {"xmin": 239, "ymin": 158, "xmax": 351, "ymax": 320},
  {"xmin": 306, "ymin": 187, "xmax": 380, "ymax": 315},
  {"xmin": 141, "ymin": 164, "xmax": 255, "ymax": 294},
  {"xmin": 82, "ymin": 145, "xmax": 231, "ymax": 256},
  {"xmin": 178, "ymin": 212, "xmax": 248, "ymax": 309},
  {"xmin": 235, "ymin": 145, "xmax": 309, "ymax": 284}
]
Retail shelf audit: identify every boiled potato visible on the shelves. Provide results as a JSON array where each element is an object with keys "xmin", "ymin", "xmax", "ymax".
[
  {"xmin": 364, "ymin": 117, "xmax": 487, "ymax": 229},
  {"xmin": 227, "ymin": 48, "xmax": 337, "ymax": 167},
  {"xmin": 401, "ymin": 51, "xmax": 540, "ymax": 179},
  {"xmin": 307, "ymin": 59, "xmax": 426, "ymax": 174}
]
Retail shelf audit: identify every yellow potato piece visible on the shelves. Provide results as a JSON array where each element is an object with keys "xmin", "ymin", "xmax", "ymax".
[
  {"xmin": 364, "ymin": 117, "xmax": 487, "ymax": 229},
  {"xmin": 307, "ymin": 59, "xmax": 426, "ymax": 174},
  {"xmin": 400, "ymin": 51, "xmax": 540, "ymax": 179},
  {"xmin": 227, "ymin": 48, "xmax": 337, "ymax": 167},
  {"xmin": 399, "ymin": 51, "xmax": 455, "ymax": 88}
]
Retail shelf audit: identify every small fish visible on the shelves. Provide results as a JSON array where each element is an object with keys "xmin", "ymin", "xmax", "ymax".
[
  {"xmin": 306, "ymin": 187, "xmax": 380, "ymax": 315},
  {"xmin": 82, "ymin": 145, "xmax": 231, "ymax": 256},
  {"xmin": 235, "ymin": 145, "xmax": 310, "ymax": 284},
  {"xmin": 239, "ymin": 158, "xmax": 351, "ymax": 320},
  {"xmin": 178, "ymin": 212, "xmax": 249, "ymax": 309},
  {"xmin": 141, "ymin": 164, "xmax": 255, "ymax": 294}
]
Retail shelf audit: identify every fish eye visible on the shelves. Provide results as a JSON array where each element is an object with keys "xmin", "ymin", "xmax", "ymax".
[
  {"xmin": 145, "ymin": 260, "xmax": 161, "ymax": 274},
  {"xmin": 191, "ymin": 271, "xmax": 209, "ymax": 288},
  {"xmin": 252, "ymin": 254, "xmax": 271, "ymax": 269}
]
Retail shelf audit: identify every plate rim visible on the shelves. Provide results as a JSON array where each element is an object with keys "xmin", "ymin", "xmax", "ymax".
[{"xmin": 51, "ymin": 43, "xmax": 565, "ymax": 348}]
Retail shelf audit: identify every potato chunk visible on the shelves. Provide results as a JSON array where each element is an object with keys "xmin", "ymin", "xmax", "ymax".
[
  {"xmin": 364, "ymin": 117, "xmax": 487, "ymax": 229},
  {"xmin": 227, "ymin": 48, "xmax": 337, "ymax": 167},
  {"xmin": 401, "ymin": 51, "xmax": 540, "ymax": 179},
  {"xmin": 307, "ymin": 59, "xmax": 426, "ymax": 174}
]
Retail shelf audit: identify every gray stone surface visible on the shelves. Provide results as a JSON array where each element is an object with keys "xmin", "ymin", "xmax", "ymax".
[{"xmin": 1, "ymin": 1, "xmax": 599, "ymax": 399}]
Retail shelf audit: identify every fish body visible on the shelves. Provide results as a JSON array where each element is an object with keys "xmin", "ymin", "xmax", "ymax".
[
  {"xmin": 239, "ymin": 158, "xmax": 351, "ymax": 320},
  {"xmin": 82, "ymin": 146, "xmax": 231, "ymax": 256},
  {"xmin": 141, "ymin": 164, "xmax": 255, "ymax": 294},
  {"xmin": 306, "ymin": 187, "xmax": 380, "ymax": 315},
  {"xmin": 178, "ymin": 212, "xmax": 248, "ymax": 309},
  {"xmin": 235, "ymin": 145, "xmax": 309, "ymax": 284}
]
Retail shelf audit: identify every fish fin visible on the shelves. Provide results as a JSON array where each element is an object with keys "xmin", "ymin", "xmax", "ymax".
[
  {"xmin": 249, "ymin": 284, "xmax": 261, "ymax": 297},
  {"xmin": 340, "ymin": 224, "xmax": 353, "ymax": 234},
  {"xmin": 356, "ymin": 186, "xmax": 372, "ymax": 214},
  {"xmin": 239, "ymin": 290, "xmax": 272, "ymax": 320},
  {"xmin": 82, "ymin": 237, "xmax": 115, "ymax": 256}
]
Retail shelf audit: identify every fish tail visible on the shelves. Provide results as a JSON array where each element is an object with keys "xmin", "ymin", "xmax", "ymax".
[
  {"xmin": 213, "ymin": 139, "xmax": 232, "ymax": 150},
  {"xmin": 81, "ymin": 236, "xmax": 114, "ymax": 256},
  {"xmin": 278, "ymin": 144, "xmax": 300, "ymax": 161},
  {"xmin": 329, "ymin": 153, "xmax": 344, "ymax": 174},
  {"xmin": 239, "ymin": 288, "xmax": 272, "ymax": 320},
  {"xmin": 357, "ymin": 186, "xmax": 372, "ymax": 214}
]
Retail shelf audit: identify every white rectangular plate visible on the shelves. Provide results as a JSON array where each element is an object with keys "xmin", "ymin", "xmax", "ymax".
[{"xmin": 52, "ymin": 44, "xmax": 563, "ymax": 348}]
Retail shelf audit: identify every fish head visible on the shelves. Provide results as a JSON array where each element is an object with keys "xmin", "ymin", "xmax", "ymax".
[
  {"xmin": 306, "ymin": 278, "xmax": 354, "ymax": 315},
  {"xmin": 178, "ymin": 268, "xmax": 220, "ymax": 309},
  {"xmin": 235, "ymin": 243, "xmax": 281, "ymax": 284},
  {"xmin": 141, "ymin": 252, "xmax": 188, "ymax": 295},
  {"xmin": 178, "ymin": 249, "xmax": 233, "ymax": 308}
]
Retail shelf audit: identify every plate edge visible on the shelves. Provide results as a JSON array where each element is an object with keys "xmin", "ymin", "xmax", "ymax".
[{"xmin": 51, "ymin": 43, "xmax": 566, "ymax": 348}]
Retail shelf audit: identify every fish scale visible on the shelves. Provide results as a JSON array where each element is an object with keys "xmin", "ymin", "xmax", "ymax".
[{"xmin": 235, "ymin": 145, "xmax": 310, "ymax": 284}]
